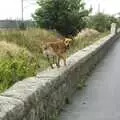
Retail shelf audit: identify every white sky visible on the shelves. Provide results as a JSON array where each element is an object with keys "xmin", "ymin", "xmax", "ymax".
[
  {"xmin": 85, "ymin": 0, "xmax": 120, "ymax": 15},
  {"xmin": 0, "ymin": 0, "xmax": 119, "ymax": 20},
  {"xmin": 0, "ymin": 0, "xmax": 37, "ymax": 20}
]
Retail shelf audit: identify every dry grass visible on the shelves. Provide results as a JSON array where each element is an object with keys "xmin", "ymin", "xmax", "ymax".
[
  {"xmin": 0, "ymin": 28, "xmax": 63, "ymax": 55},
  {"xmin": 0, "ymin": 41, "xmax": 31, "ymax": 59},
  {"xmin": 75, "ymin": 28, "xmax": 100, "ymax": 39},
  {"xmin": 68, "ymin": 29, "xmax": 109, "ymax": 55}
]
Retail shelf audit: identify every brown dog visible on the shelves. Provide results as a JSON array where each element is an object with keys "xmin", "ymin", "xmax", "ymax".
[{"xmin": 42, "ymin": 38, "xmax": 72, "ymax": 68}]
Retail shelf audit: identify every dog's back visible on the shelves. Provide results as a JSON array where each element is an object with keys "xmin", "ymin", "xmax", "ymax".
[{"xmin": 48, "ymin": 40, "xmax": 67, "ymax": 54}]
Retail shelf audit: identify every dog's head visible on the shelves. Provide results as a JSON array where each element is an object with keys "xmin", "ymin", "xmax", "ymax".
[{"xmin": 64, "ymin": 38, "xmax": 72, "ymax": 49}]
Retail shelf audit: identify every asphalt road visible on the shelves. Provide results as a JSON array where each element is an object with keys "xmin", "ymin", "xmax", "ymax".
[{"xmin": 58, "ymin": 38, "xmax": 120, "ymax": 120}]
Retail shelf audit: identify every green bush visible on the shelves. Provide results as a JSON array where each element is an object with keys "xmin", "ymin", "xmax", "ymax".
[
  {"xmin": 33, "ymin": 0, "xmax": 90, "ymax": 36},
  {"xmin": 0, "ymin": 50, "xmax": 38, "ymax": 93},
  {"xmin": 87, "ymin": 13, "xmax": 118, "ymax": 32}
]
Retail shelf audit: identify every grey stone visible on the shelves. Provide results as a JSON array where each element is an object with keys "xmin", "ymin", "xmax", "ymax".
[{"xmin": 0, "ymin": 96, "xmax": 24, "ymax": 120}]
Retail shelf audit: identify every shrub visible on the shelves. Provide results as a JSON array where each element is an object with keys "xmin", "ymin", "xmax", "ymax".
[
  {"xmin": 33, "ymin": 0, "xmax": 90, "ymax": 36},
  {"xmin": 0, "ymin": 41, "xmax": 39, "ymax": 92},
  {"xmin": 0, "ymin": 50, "xmax": 38, "ymax": 93},
  {"xmin": 87, "ymin": 13, "xmax": 118, "ymax": 32}
]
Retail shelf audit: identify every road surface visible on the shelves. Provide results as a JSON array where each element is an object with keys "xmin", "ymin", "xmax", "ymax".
[{"xmin": 58, "ymin": 38, "xmax": 120, "ymax": 120}]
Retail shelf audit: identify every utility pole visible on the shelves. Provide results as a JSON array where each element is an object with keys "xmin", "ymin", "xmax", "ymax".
[
  {"xmin": 98, "ymin": 3, "xmax": 100, "ymax": 13},
  {"xmin": 21, "ymin": 0, "xmax": 24, "ymax": 22},
  {"xmin": 21, "ymin": 0, "xmax": 25, "ymax": 29}
]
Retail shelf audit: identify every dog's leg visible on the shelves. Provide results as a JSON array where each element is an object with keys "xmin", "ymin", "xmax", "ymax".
[
  {"xmin": 56, "ymin": 56, "xmax": 60, "ymax": 68},
  {"xmin": 58, "ymin": 54, "xmax": 66, "ymax": 66},
  {"xmin": 52, "ymin": 56, "xmax": 55, "ymax": 64},
  {"xmin": 47, "ymin": 55, "xmax": 54, "ymax": 69},
  {"xmin": 62, "ymin": 54, "xmax": 66, "ymax": 66},
  {"xmin": 52, "ymin": 56, "xmax": 57, "ymax": 68}
]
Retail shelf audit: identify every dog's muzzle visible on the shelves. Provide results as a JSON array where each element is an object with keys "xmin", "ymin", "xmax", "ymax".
[{"xmin": 66, "ymin": 44, "xmax": 70, "ymax": 49}]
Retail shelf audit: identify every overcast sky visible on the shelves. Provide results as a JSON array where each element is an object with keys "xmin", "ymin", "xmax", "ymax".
[
  {"xmin": 85, "ymin": 0, "xmax": 120, "ymax": 15},
  {"xmin": 0, "ymin": 0, "xmax": 119, "ymax": 20},
  {"xmin": 0, "ymin": 0, "xmax": 37, "ymax": 20}
]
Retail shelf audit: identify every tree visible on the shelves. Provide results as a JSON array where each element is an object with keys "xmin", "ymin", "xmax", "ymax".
[
  {"xmin": 87, "ymin": 13, "xmax": 118, "ymax": 32},
  {"xmin": 33, "ymin": 0, "xmax": 90, "ymax": 36}
]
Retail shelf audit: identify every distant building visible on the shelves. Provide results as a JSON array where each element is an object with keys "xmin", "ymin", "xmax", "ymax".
[
  {"xmin": 113, "ymin": 12, "xmax": 120, "ymax": 18},
  {"xmin": 0, "ymin": 20, "xmax": 35, "ymax": 29}
]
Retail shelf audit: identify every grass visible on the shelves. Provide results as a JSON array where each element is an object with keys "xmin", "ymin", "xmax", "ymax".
[
  {"xmin": 68, "ymin": 32, "xmax": 109, "ymax": 56},
  {"xmin": 0, "ymin": 28, "xmax": 109, "ymax": 93}
]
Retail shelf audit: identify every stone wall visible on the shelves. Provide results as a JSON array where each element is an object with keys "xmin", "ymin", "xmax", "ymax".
[{"xmin": 0, "ymin": 31, "xmax": 120, "ymax": 120}]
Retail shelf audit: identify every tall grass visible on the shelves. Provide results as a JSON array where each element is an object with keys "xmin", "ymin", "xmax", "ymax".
[
  {"xmin": 68, "ymin": 32, "xmax": 109, "ymax": 55},
  {"xmin": 0, "ymin": 29, "xmax": 63, "ymax": 54},
  {"xmin": 0, "ymin": 28, "xmax": 109, "ymax": 93}
]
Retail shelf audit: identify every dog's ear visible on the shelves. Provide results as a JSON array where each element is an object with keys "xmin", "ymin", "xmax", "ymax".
[
  {"xmin": 65, "ymin": 38, "xmax": 73, "ymax": 43},
  {"xmin": 68, "ymin": 36, "xmax": 75, "ymax": 45},
  {"xmin": 69, "ymin": 36, "xmax": 74, "ymax": 41},
  {"xmin": 62, "ymin": 37, "xmax": 66, "ymax": 42}
]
